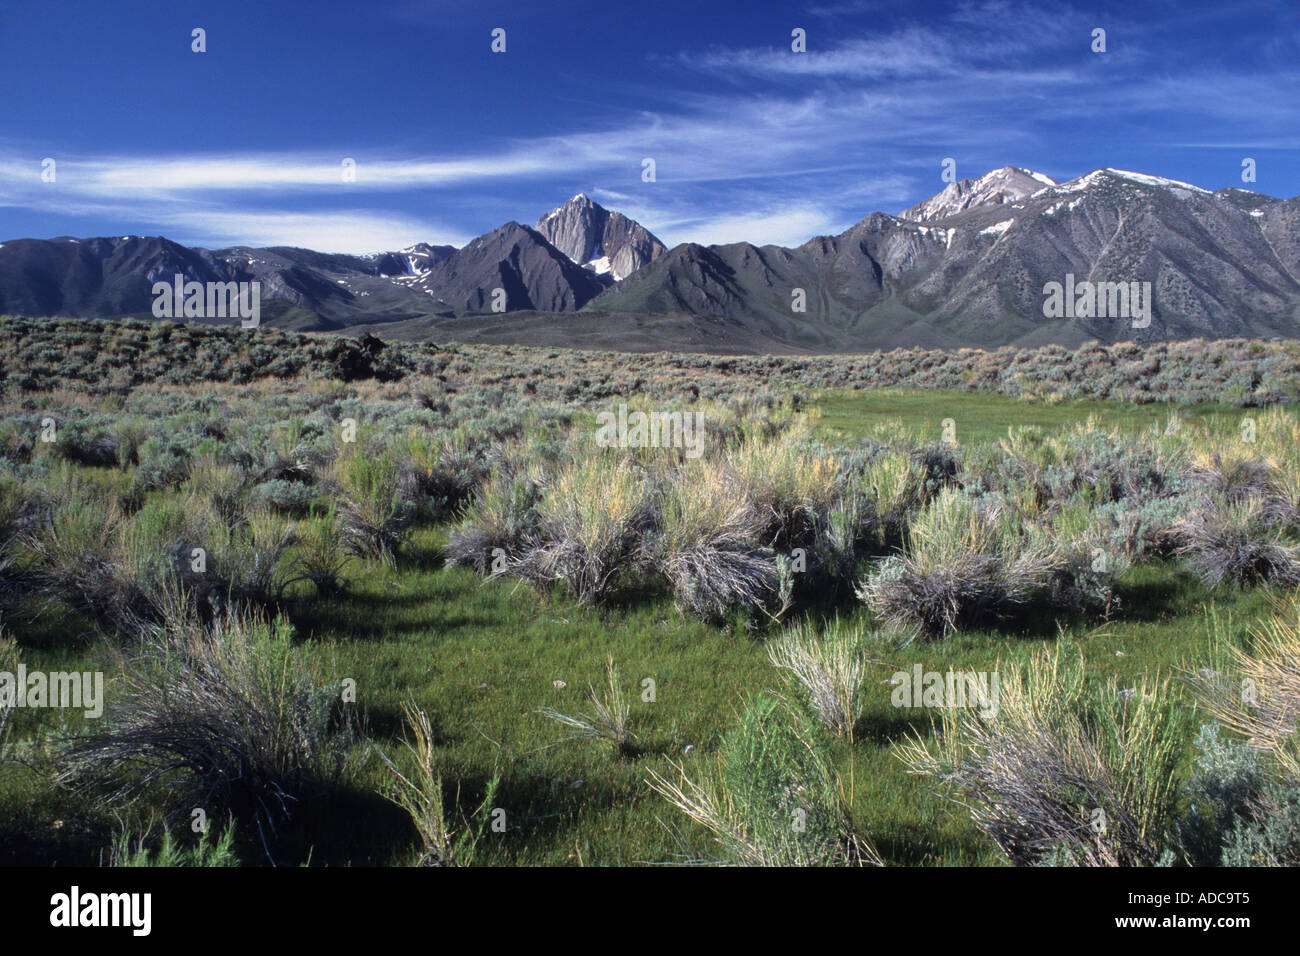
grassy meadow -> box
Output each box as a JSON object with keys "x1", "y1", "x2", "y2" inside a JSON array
[{"x1": 2, "y1": 317, "x2": 1300, "y2": 868}]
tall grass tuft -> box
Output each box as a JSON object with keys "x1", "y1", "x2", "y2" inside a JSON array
[
  {"x1": 539, "y1": 657, "x2": 634, "y2": 757},
  {"x1": 332, "y1": 448, "x2": 417, "y2": 565},
  {"x1": 296, "y1": 505, "x2": 350, "y2": 597},
  {"x1": 108, "y1": 823, "x2": 239, "y2": 867},
  {"x1": 1188, "y1": 597, "x2": 1300, "y2": 780},
  {"x1": 375, "y1": 699, "x2": 498, "y2": 866},
  {"x1": 648, "y1": 695, "x2": 878, "y2": 866},
  {"x1": 768, "y1": 618, "x2": 875, "y2": 737}
]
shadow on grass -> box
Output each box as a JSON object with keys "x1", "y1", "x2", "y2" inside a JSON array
[
  {"x1": 870, "y1": 821, "x2": 999, "y2": 867},
  {"x1": 852, "y1": 708, "x2": 939, "y2": 747},
  {"x1": 267, "y1": 782, "x2": 416, "y2": 867},
  {"x1": 446, "y1": 769, "x2": 627, "y2": 864},
  {"x1": 1111, "y1": 568, "x2": 1200, "y2": 623}
]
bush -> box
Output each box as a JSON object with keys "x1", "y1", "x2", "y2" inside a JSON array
[
  {"x1": 295, "y1": 506, "x2": 349, "y2": 597},
  {"x1": 1176, "y1": 497, "x2": 1300, "y2": 590},
  {"x1": 25, "y1": 492, "x2": 158, "y2": 636},
  {"x1": 1220, "y1": 780, "x2": 1300, "y2": 866},
  {"x1": 444, "y1": 470, "x2": 541, "y2": 574},
  {"x1": 648, "y1": 695, "x2": 876, "y2": 865},
  {"x1": 249, "y1": 479, "x2": 315, "y2": 516},
  {"x1": 857, "y1": 490, "x2": 1062, "y2": 638},
  {"x1": 899, "y1": 647, "x2": 1188, "y2": 866},
  {"x1": 185, "y1": 455, "x2": 249, "y2": 527},
  {"x1": 516, "y1": 455, "x2": 650, "y2": 604},
  {"x1": 1176, "y1": 723, "x2": 1265, "y2": 867},
  {"x1": 653, "y1": 460, "x2": 779, "y2": 621},
  {"x1": 332, "y1": 448, "x2": 417, "y2": 565},
  {"x1": 61, "y1": 598, "x2": 358, "y2": 839},
  {"x1": 0, "y1": 475, "x2": 37, "y2": 609}
]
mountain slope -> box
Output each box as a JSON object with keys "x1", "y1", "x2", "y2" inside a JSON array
[
  {"x1": 414, "y1": 222, "x2": 605, "y2": 312},
  {"x1": 0, "y1": 236, "x2": 228, "y2": 318}
]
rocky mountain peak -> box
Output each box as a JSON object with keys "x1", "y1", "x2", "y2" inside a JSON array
[
  {"x1": 900, "y1": 166, "x2": 1057, "y2": 222},
  {"x1": 534, "y1": 194, "x2": 667, "y2": 281}
]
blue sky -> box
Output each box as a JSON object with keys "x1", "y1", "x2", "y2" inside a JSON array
[{"x1": 2, "y1": 0, "x2": 1298, "y2": 253}]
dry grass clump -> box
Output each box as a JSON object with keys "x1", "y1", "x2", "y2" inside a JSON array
[
  {"x1": 857, "y1": 490, "x2": 1064, "y2": 638},
  {"x1": 653, "y1": 459, "x2": 780, "y2": 622},
  {"x1": 443, "y1": 469, "x2": 541, "y2": 574},
  {"x1": 899, "y1": 647, "x2": 1187, "y2": 866},
  {"x1": 24, "y1": 488, "x2": 156, "y2": 634},
  {"x1": 725, "y1": 425, "x2": 840, "y2": 551},
  {"x1": 1188, "y1": 448, "x2": 1279, "y2": 505}
]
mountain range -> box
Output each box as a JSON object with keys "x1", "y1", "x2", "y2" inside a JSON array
[{"x1": 2, "y1": 168, "x2": 1297, "y2": 352}]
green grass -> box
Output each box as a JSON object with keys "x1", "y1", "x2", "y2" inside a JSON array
[
  {"x1": 4, "y1": 522, "x2": 1269, "y2": 866},
  {"x1": 0, "y1": 386, "x2": 1290, "y2": 867},
  {"x1": 811, "y1": 387, "x2": 1267, "y2": 445}
]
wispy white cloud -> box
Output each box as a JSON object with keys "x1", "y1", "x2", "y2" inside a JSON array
[
  {"x1": 167, "y1": 209, "x2": 470, "y2": 254},
  {"x1": 2, "y1": 0, "x2": 1296, "y2": 252}
]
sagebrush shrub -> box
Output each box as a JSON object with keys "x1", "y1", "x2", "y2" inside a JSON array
[
  {"x1": 653, "y1": 460, "x2": 778, "y2": 621},
  {"x1": 62, "y1": 598, "x2": 357, "y2": 837},
  {"x1": 331, "y1": 448, "x2": 417, "y2": 565},
  {"x1": 444, "y1": 470, "x2": 541, "y2": 574},
  {"x1": 648, "y1": 695, "x2": 877, "y2": 866},
  {"x1": 899, "y1": 647, "x2": 1188, "y2": 866},
  {"x1": 1176, "y1": 497, "x2": 1300, "y2": 590},
  {"x1": 516, "y1": 455, "x2": 650, "y2": 604}
]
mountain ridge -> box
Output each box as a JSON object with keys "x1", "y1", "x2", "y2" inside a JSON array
[{"x1": 2, "y1": 168, "x2": 1297, "y2": 351}]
